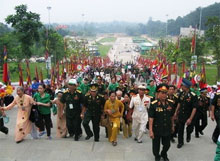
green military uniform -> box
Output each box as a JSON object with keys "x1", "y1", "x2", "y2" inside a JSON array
[
  {"x1": 212, "y1": 92, "x2": 220, "y2": 143},
  {"x1": 149, "y1": 99, "x2": 174, "y2": 161},
  {"x1": 195, "y1": 92, "x2": 210, "y2": 137},
  {"x1": 60, "y1": 89, "x2": 83, "y2": 140},
  {"x1": 167, "y1": 94, "x2": 179, "y2": 141},
  {"x1": 82, "y1": 85, "x2": 105, "y2": 141},
  {"x1": 177, "y1": 90, "x2": 198, "y2": 146}
]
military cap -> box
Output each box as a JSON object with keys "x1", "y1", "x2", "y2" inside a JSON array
[
  {"x1": 68, "y1": 79, "x2": 77, "y2": 85},
  {"x1": 90, "y1": 84, "x2": 98, "y2": 92},
  {"x1": 200, "y1": 88, "x2": 207, "y2": 93},
  {"x1": 156, "y1": 83, "x2": 169, "y2": 92},
  {"x1": 182, "y1": 78, "x2": 192, "y2": 88}
]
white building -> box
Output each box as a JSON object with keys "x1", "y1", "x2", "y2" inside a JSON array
[{"x1": 180, "y1": 26, "x2": 204, "y2": 37}]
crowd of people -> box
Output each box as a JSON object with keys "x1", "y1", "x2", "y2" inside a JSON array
[{"x1": 0, "y1": 62, "x2": 220, "y2": 161}]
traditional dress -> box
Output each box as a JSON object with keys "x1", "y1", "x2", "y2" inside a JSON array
[
  {"x1": 104, "y1": 99, "x2": 124, "y2": 143},
  {"x1": 55, "y1": 98, "x2": 67, "y2": 138},
  {"x1": 4, "y1": 94, "x2": 34, "y2": 142}
]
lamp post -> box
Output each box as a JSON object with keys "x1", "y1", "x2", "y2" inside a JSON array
[
  {"x1": 166, "y1": 14, "x2": 169, "y2": 38},
  {"x1": 46, "y1": 6, "x2": 52, "y2": 79},
  {"x1": 47, "y1": 6, "x2": 52, "y2": 30}
]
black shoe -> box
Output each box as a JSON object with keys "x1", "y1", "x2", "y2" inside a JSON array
[
  {"x1": 134, "y1": 138, "x2": 138, "y2": 141},
  {"x1": 162, "y1": 157, "x2": 169, "y2": 161},
  {"x1": 186, "y1": 135, "x2": 191, "y2": 143},
  {"x1": 4, "y1": 128, "x2": 9, "y2": 135},
  {"x1": 79, "y1": 134, "x2": 82, "y2": 138},
  {"x1": 177, "y1": 143, "x2": 183, "y2": 149},
  {"x1": 16, "y1": 140, "x2": 24, "y2": 144},
  {"x1": 94, "y1": 139, "x2": 99, "y2": 142},
  {"x1": 199, "y1": 131, "x2": 204, "y2": 135},
  {"x1": 85, "y1": 135, "x2": 93, "y2": 140},
  {"x1": 155, "y1": 156, "x2": 161, "y2": 161},
  {"x1": 74, "y1": 137, "x2": 79, "y2": 141},
  {"x1": 112, "y1": 141, "x2": 117, "y2": 146},
  {"x1": 195, "y1": 134, "x2": 199, "y2": 138},
  {"x1": 171, "y1": 138, "x2": 175, "y2": 143}
]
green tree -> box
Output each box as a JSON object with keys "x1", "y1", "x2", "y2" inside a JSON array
[
  {"x1": 205, "y1": 16, "x2": 220, "y2": 80},
  {"x1": 5, "y1": 4, "x2": 42, "y2": 58},
  {"x1": 42, "y1": 29, "x2": 65, "y2": 64}
]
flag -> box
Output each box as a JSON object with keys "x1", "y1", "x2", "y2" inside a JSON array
[
  {"x1": 191, "y1": 28, "x2": 196, "y2": 53},
  {"x1": 51, "y1": 67, "x2": 55, "y2": 87},
  {"x1": 35, "y1": 67, "x2": 39, "y2": 82},
  {"x1": 182, "y1": 62, "x2": 185, "y2": 76},
  {"x1": 40, "y1": 69, "x2": 43, "y2": 84},
  {"x1": 2, "y1": 46, "x2": 8, "y2": 84},
  {"x1": 56, "y1": 61, "x2": 60, "y2": 85},
  {"x1": 18, "y1": 63, "x2": 24, "y2": 86},
  {"x1": 26, "y1": 60, "x2": 32, "y2": 85}
]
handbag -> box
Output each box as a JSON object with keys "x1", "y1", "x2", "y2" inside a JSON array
[
  {"x1": 29, "y1": 104, "x2": 39, "y2": 123},
  {"x1": 0, "y1": 116, "x2": 9, "y2": 124},
  {"x1": 100, "y1": 115, "x2": 110, "y2": 127}
]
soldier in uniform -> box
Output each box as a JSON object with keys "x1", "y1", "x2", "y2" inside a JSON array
[
  {"x1": 96, "y1": 76, "x2": 106, "y2": 95},
  {"x1": 167, "y1": 85, "x2": 179, "y2": 143},
  {"x1": 129, "y1": 84, "x2": 151, "y2": 143},
  {"x1": 81, "y1": 84, "x2": 105, "y2": 142},
  {"x1": 211, "y1": 90, "x2": 220, "y2": 143},
  {"x1": 60, "y1": 79, "x2": 84, "y2": 141},
  {"x1": 174, "y1": 78, "x2": 198, "y2": 148},
  {"x1": 149, "y1": 84, "x2": 175, "y2": 161},
  {"x1": 195, "y1": 88, "x2": 210, "y2": 138}
]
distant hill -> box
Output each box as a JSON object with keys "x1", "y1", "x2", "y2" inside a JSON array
[
  {"x1": 0, "y1": 22, "x2": 11, "y2": 36},
  {"x1": 166, "y1": 2, "x2": 220, "y2": 35}
]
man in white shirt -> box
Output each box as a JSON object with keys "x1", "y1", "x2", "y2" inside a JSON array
[{"x1": 130, "y1": 84, "x2": 151, "y2": 143}]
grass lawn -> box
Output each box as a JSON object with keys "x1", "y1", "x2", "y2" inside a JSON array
[
  {"x1": 204, "y1": 64, "x2": 218, "y2": 85},
  {"x1": 98, "y1": 37, "x2": 116, "y2": 43},
  {"x1": 4, "y1": 62, "x2": 50, "y2": 82},
  {"x1": 98, "y1": 45, "x2": 112, "y2": 57}
]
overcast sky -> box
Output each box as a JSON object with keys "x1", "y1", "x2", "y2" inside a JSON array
[{"x1": 1, "y1": 0, "x2": 220, "y2": 24}]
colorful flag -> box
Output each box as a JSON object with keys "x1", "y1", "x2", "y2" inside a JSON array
[
  {"x1": 18, "y1": 63, "x2": 24, "y2": 86},
  {"x1": 40, "y1": 69, "x2": 43, "y2": 84},
  {"x1": 56, "y1": 61, "x2": 60, "y2": 85},
  {"x1": 2, "y1": 46, "x2": 8, "y2": 84},
  {"x1": 26, "y1": 60, "x2": 32, "y2": 85},
  {"x1": 35, "y1": 66, "x2": 39, "y2": 83}
]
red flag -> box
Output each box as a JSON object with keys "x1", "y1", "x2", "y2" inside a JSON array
[
  {"x1": 182, "y1": 62, "x2": 185, "y2": 76},
  {"x1": 2, "y1": 46, "x2": 8, "y2": 84},
  {"x1": 40, "y1": 69, "x2": 43, "y2": 84},
  {"x1": 56, "y1": 61, "x2": 60, "y2": 85},
  {"x1": 18, "y1": 64, "x2": 24, "y2": 87},
  {"x1": 177, "y1": 77, "x2": 183, "y2": 89},
  {"x1": 26, "y1": 60, "x2": 32, "y2": 85},
  {"x1": 35, "y1": 67, "x2": 39, "y2": 82}
]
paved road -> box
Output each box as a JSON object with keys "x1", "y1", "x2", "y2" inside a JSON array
[
  {"x1": 108, "y1": 37, "x2": 140, "y2": 64},
  {"x1": 0, "y1": 106, "x2": 217, "y2": 161}
]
